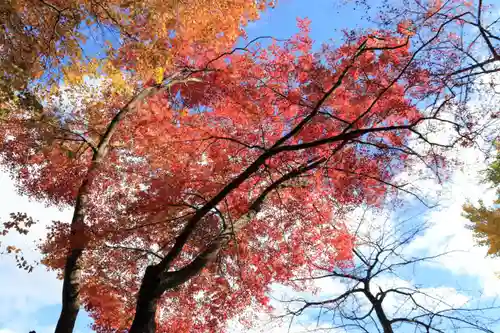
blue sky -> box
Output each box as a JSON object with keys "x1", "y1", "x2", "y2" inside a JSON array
[
  {"x1": 1, "y1": 1, "x2": 500, "y2": 332},
  {"x1": 243, "y1": 0, "x2": 369, "y2": 42}
]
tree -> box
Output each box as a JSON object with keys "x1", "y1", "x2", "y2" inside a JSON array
[
  {"x1": 0, "y1": 0, "x2": 272, "y2": 116},
  {"x1": 354, "y1": 0, "x2": 500, "y2": 88},
  {"x1": 275, "y1": 209, "x2": 500, "y2": 333},
  {"x1": 1, "y1": 1, "x2": 499, "y2": 333},
  {"x1": 4, "y1": 24, "x2": 430, "y2": 332},
  {"x1": 463, "y1": 143, "x2": 500, "y2": 257},
  {"x1": 1, "y1": 1, "x2": 272, "y2": 332},
  {"x1": 357, "y1": 0, "x2": 500, "y2": 261}
]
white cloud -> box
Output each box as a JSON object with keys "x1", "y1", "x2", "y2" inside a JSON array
[
  {"x1": 372, "y1": 275, "x2": 470, "y2": 317},
  {"x1": 226, "y1": 278, "x2": 351, "y2": 333},
  {"x1": 229, "y1": 311, "x2": 340, "y2": 333},
  {"x1": 0, "y1": 172, "x2": 72, "y2": 332},
  {"x1": 403, "y1": 142, "x2": 500, "y2": 298},
  {"x1": 0, "y1": 329, "x2": 16, "y2": 333}
]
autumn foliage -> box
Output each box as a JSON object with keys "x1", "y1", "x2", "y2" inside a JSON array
[
  {"x1": 464, "y1": 144, "x2": 500, "y2": 257},
  {"x1": 1, "y1": 0, "x2": 499, "y2": 332},
  {"x1": 0, "y1": 0, "x2": 272, "y2": 114},
  {"x1": 2, "y1": 19, "x2": 436, "y2": 331}
]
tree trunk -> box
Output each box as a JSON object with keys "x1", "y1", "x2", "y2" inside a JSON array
[
  {"x1": 373, "y1": 303, "x2": 394, "y2": 333},
  {"x1": 129, "y1": 266, "x2": 162, "y2": 333},
  {"x1": 54, "y1": 190, "x2": 88, "y2": 333},
  {"x1": 53, "y1": 84, "x2": 171, "y2": 333},
  {"x1": 54, "y1": 248, "x2": 82, "y2": 333},
  {"x1": 365, "y1": 289, "x2": 393, "y2": 333}
]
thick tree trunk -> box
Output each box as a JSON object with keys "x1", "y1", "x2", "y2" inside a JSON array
[
  {"x1": 53, "y1": 82, "x2": 180, "y2": 333},
  {"x1": 54, "y1": 249, "x2": 83, "y2": 333},
  {"x1": 129, "y1": 266, "x2": 162, "y2": 333},
  {"x1": 54, "y1": 189, "x2": 88, "y2": 333},
  {"x1": 373, "y1": 303, "x2": 394, "y2": 333},
  {"x1": 128, "y1": 242, "x2": 223, "y2": 333},
  {"x1": 365, "y1": 288, "x2": 393, "y2": 333}
]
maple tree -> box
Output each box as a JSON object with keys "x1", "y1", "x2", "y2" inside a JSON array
[
  {"x1": 2, "y1": 0, "x2": 272, "y2": 332},
  {"x1": 1, "y1": 1, "x2": 499, "y2": 333},
  {"x1": 2, "y1": 26, "x2": 429, "y2": 332}
]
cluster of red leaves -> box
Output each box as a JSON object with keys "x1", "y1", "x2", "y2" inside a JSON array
[{"x1": 0, "y1": 19, "x2": 435, "y2": 332}]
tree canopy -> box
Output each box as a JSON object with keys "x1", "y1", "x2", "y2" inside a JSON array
[
  {"x1": 1, "y1": 0, "x2": 500, "y2": 332},
  {"x1": 0, "y1": 0, "x2": 272, "y2": 115}
]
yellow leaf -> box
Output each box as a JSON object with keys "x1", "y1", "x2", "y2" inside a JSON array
[{"x1": 153, "y1": 67, "x2": 165, "y2": 84}]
